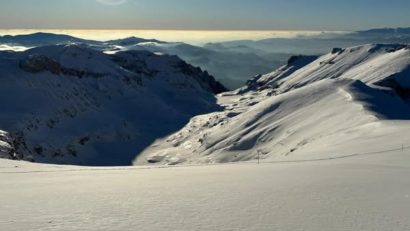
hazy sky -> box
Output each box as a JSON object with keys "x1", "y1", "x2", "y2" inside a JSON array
[{"x1": 0, "y1": 0, "x2": 409, "y2": 30}]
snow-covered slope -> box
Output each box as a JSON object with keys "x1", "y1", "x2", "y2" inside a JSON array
[
  {"x1": 2, "y1": 147, "x2": 410, "y2": 231},
  {"x1": 0, "y1": 44, "x2": 226, "y2": 166},
  {"x1": 136, "y1": 44, "x2": 410, "y2": 165},
  {"x1": 261, "y1": 44, "x2": 410, "y2": 94}
]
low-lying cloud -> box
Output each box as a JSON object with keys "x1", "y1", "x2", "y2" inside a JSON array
[{"x1": 0, "y1": 44, "x2": 31, "y2": 52}]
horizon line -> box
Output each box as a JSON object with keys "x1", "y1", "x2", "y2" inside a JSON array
[
  {"x1": 0, "y1": 28, "x2": 353, "y2": 32},
  {"x1": 0, "y1": 26, "x2": 408, "y2": 32}
]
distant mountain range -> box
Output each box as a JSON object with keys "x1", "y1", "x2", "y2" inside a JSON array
[
  {"x1": 2, "y1": 28, "x2": 410, "y2": 89},
  {"x1": 0, "y1": 32, "x2": 288, "y2": 89},
  {"x1": 207, "y1": 27, "x2": 410, "y2": 54},
  {"x1": 357, "y1": 27, "x2": 410, "y2": 35}
]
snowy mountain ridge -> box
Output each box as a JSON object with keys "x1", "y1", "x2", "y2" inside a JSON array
[
  {"x1": 0, "y1": 44, "x2": 226, "y2": 166},
  {"x1": 0, "y1": 32, "x2": 292, "y2": 89},
  {"x1": 135, "y1": 43, "x2": 410, "y2": 165},
  {"x1": 1, "y1": 42, "x2": 409, "y2": 166}
]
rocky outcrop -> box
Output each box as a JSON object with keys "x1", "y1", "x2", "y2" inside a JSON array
[
  {"x1": 19, "y1": 54, "x2": 104, "y2": 78},
  {"x1": 0, "y1": 130, "x2": 17, "y2": 160},
  {"x1": 112, "y1": 50, "x2": 227, "y2": 94},
  {"x1": 172, "y1": 60, "x2": 227, "y2": 94},
  {"x1": 241, "y1": 55, "x2": 318, "y2": 93}
]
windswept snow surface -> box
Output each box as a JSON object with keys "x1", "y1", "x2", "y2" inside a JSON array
[
  {"x1": 1, "y1": 149, "x2": 410, "y2": 231},
  {"x1": 136, "y1": 44, "x2": 410, "y2": 165}
]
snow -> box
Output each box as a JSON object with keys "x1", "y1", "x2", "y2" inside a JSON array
[
  {"x1": 0, "y1": 44, "x2": 224, "y2": 166},
  {"x1": 265, "y1": 44, "x2": 410, "y2": 93},
  {"x1": 136, "y1": 44, "x2": 410, "y2": 165},
  {"x1": 1, "y1": 149, "x2": 410, "y2": 231},
  {"x1": 1, "y1": 36, "x2": 410, "y2": 230}
]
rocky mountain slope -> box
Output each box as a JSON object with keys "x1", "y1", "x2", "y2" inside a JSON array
[{"x1": 0, "y1": 44, "x2": 225, "y2": 166}]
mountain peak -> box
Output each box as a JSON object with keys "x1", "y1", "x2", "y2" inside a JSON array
[
  {"x1": 105, "y1": 37, "x2": 165, "y2": 46},
  {"x1": 0, "y1": 32, "x2": 90, "y2": 46}
]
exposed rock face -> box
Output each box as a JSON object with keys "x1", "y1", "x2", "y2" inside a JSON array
[
  {"x1": 112, "y1": 50, "x2": 227, "y2": 94},
  {"x1": 240, "y1": 55, "x2": 319, "y2": 93},
  {"x1": 0, "y1": 130, "x2": 17, "y2": 160},
  {"x1": 19, "y1": 54, "x2": 62, "y2": 74},
  {"x1": 19, "y1": 54, "x2": 104, "y2": 78},
  {"x1": 172, "y1": 60, "x2": 228, "y2": 94}
]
